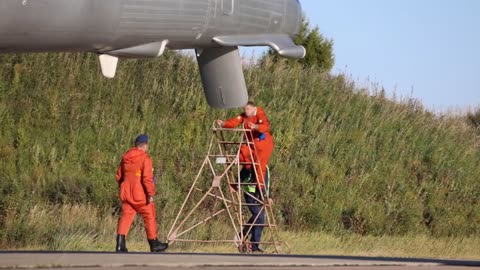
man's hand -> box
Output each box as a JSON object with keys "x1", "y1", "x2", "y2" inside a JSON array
[
  {"x1": 229, "y1": 185, "x2": 237, "y2": 193},
  {"x1": 268, "y1": 198, "x2": 274, "y2": 206},
  {"x1": 147, "y1": 195, "x2": 154, "y2": 204},
  {"x1": 247, "y1": 122, "x2": 258, "y2": 130},
  {"x1": 216, "y1": 120, "x2": 225, "y2": 127}
]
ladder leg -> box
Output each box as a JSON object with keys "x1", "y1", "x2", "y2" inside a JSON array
[{"x1": 168, "y1": 157, "x2": 209, "y2": 241}]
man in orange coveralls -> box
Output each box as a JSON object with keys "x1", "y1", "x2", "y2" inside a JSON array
[
  {"x1": 217, "y1": 102, "x2": 274, "y2": 253},
  {"x1": 217, "y1": 102, "x2": 274, "y2": 191},
  {"x1": 115, "y1": 134, "x2": 168, "y2": 253}
]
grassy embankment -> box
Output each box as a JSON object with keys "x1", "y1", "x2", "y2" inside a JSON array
[{"x1": 0, "y1": 53, "x2": 479, "y2": 258}]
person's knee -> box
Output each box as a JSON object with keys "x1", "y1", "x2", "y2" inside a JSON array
[
  {"x1": 257, "y1": 215, "x2": 265, "y2": 224},
  {"x1": 140, "y1": 211, "x2": 155, "y2": 224},
  {"x1": 251, "y1": 208, "x2": 265, "y2": 223}
]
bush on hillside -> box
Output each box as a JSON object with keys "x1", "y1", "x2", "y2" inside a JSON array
[
  {"x1": 263, "y1": 17, "x2": 335, "y2": 71},
  {"x1": 467, "y1": 108, "x2": 480, "y2": 129}
]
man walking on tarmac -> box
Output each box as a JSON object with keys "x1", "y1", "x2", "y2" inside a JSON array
[
  {"x1": 115, "y1": 134, "x2": 168, "y2": 253},
  {"x1": 217, "y1": 102, "x2": 275, "y2": 253}
]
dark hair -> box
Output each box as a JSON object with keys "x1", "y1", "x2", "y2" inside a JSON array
[
  {"x1": 135, "y1": 142, "x2": 147, "y2": 147},
  {"x1": 246, "y1": 101, "x2": 256, "y2": 107}
]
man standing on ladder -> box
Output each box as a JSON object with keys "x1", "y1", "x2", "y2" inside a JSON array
[
  {"x1": 115, "y1": 134, "x2": 169, "y2": 253},
  {"x1": 217, "y1": 102, "x2": 275, "y2": 253}
]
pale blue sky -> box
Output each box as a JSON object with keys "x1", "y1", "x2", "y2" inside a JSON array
[
  {"x1": 239, "y1": 0, "x2": 480, "y2": 110},
  {"x1": 300, "y1": 0, "x2": 480, "y2": 111}
]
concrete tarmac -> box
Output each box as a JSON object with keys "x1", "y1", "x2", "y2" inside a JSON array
[
  {"x1": 38, "y1": 267, "x2": 478, "y2": 270},
  {"x1": 0, "y1": 252, "x2": 479, "y2": 269}
]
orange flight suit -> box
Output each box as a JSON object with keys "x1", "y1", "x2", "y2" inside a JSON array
[
  {"x1": 223, "y1": 107, "x2": 274, "y2": 189},
  {"x1": 116, "y1": 148, "x2": 157, "y2": 240}
]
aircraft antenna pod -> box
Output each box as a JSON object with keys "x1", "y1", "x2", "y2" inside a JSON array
[{"x1": 98, "y1": 54, "x2": 119, "y2": 79}]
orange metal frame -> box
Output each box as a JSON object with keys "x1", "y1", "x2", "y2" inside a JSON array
[{"x1": 167, "y1": 124, "x2": 287, "y2": 253}]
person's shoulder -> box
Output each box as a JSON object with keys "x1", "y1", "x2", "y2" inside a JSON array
[
  {"x1": 121, "y1": 148, "x2": 133, "y2": 158},
  {"x1": 256, "y1": 107, "x2": 267, "y2": 116},
  {"x1": 144, "y1": 152, "x2": 153, "y2": 162}
]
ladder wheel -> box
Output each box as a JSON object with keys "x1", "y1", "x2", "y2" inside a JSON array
[{"x1": 238, "y1": 243, "x2": 252, "y2": 254}]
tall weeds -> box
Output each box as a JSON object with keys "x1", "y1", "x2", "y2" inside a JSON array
[{"x1": 0, "y1": 52, "x2": 479, "y2": 249}]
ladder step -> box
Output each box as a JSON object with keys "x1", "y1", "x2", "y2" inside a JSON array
[
  {"x1": 242, "y1": 162, "x2": 259, "y2": 165},
  {"x1": 242, "y1": 224, "x2": 277, "y2": 227},
  {"x1": 219, "y1": 161, "x2": 259, "y2": 165},
  {"x1": 230, "y1": 183, "x2": 260, "y2": 186},
  {"x1": 242, "y1": 203, "x2": 273, "y2": 207},
  {"x1": 218, "y1": 141, "x2": 254, "y2": 145},
  {"x1": 233, "y1": 162, "x2": 259, "y2": 165},
  {"x1": 209, "y1": 154, "x2": 237, "y2": 157}
]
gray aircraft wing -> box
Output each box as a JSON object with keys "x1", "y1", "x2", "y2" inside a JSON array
[{"x1": 213, "y1": 34, "x2": 306, "y2": 59}]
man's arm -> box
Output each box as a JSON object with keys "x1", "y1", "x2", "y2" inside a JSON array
[
  {"x1": 255, "y1": 110, "x2": 271, "y2": 133},
  {"x1": 116, "y1": 162, "x2": 123, "y2": 184},
  {"x1": 142, "y1": 156, "x2": 156, "y2": 197},
  {"x1": 222, "y1": 115, "x2": 244, "y2": 128}
]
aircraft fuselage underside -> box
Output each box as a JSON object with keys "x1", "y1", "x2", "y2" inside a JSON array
[{"x1": 0, "y1": 0, "x2": 306, "y2": 108}]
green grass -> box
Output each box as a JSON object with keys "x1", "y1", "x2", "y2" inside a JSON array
[
  {"x1": 0, "y1": 52, "x2": 479, "y2": 257},
  {"x1": 192, "y1": 232, "x2": 480, "y2": 259},
  {"x1": 8, "y1": 203, "x2": 480, "y2": 259}
]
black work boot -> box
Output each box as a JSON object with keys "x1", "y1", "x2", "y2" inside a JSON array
[
  {"x1": 148, "y1": 239, "x2": 169, "y2": 253},
  {"x1": 252, "y1": 247, "x2": 265, "y2": 254},
  {"x1": 115, "y1": 234, "x2": 128, "y2": 253}
]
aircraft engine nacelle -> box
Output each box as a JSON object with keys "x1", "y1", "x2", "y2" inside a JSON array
[{"x1": 196, "y1": 47, "x2": 248, "y2": 108}]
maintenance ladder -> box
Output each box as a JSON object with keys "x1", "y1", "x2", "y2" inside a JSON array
[{"x1": 168, "y1": 124, "x2": 287, "y2": 253}]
